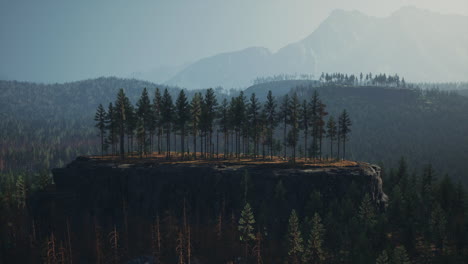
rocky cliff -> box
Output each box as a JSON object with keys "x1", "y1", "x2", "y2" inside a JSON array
[
  {"x1": 48, "y1": 157, "x2": 387, "y2": 217},
  {"x1": 29, "y1": 157, "x2": 388, "y2": 262}
]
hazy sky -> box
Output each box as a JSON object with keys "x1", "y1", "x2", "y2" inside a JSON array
[{"x1": 0, "y1": 0, "x2": 467, "y2": 83}]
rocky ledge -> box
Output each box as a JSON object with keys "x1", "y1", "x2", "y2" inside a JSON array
[{"x1": 47, "y1": 157, "x2": 388, "y2": 218}]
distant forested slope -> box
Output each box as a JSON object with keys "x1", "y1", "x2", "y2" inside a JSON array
[
  {"x1": 1, "y1": 77, "x2": 468, "y2": 184},
  {"x1": 288, "y1": 85, "x2": 468, "y2": 180}
]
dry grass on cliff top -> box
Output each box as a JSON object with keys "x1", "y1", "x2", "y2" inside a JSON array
[{"x1": 90, "y1": 152, "x2": 358, "y2": 168}]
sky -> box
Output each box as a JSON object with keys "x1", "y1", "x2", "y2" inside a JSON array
[{"x1": 0, "y1": 0, "x2": 467, "y2": 83}]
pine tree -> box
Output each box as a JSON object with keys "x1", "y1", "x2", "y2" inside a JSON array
[
  {"x1": 105, "y1": 103, "x2": 118, "y2": 155},
  {"x1": 238, "y1": 202, "x2": 256, "y2": 259},
  {"x1": 303, "y1": 213, "x2": 326, "y2": 264},
  {"x1": 124, "y1": 103, "x2": 137, "y2": 154},
  {"x1": 94, "y1": 104, "x2": 107, "y2": 156},
  {"x1": 287, "y1": 209, "x2": 304, "y2": 264},
  {"x1": 232, "y1": 92, "x2": 247, "y2": 158},
  {"x1": 218, "y1": 98, "x2": 230, "y2": 158},
  {"x1": 280, "y1": 94, "x2": 290, "y2": 159},
  {"x1": 288, "y1": 93, "x2": 300, "y2": 163},
  {"x1": 309, "y1": 91, "x2": 319, "y2": 160},
  {"x1": 300, "y1": 100, "x2": 310, "y2": 161},
  {"x1": 375, "y1": 250, "x2": 389, "y2": 264},
  {"x1": 338, "y1": 109, "x2": 351, "y2": 160},
  {"x1": 203, "y1": 88, "x2": 218, "y2": 158},
  {"x1": 248, "y1": 93, "x2": 260, "y2": 158},
  {"x1": 153, "y1": 88, "x2": 163, "y2": 154},
  {"x1": 115, "y1": 88, "x2": 130, "y2": 159},
  {"x1": 136, "y1": 118, "x2": 145, "y2": 158},
  {"x1": 136, "y1": 88, "x2": 152, "y2": 156},
  {"x1": 430, "y1": 203, "x2": 447, "y2": 251},
  {"x1": 326, "y1": 116, "x2": 337, "y2": 160},
  {"x1": 392, "y1": 246, "x2": 411, "y2": 264},
  {"x1": 316, "y1": 100, "x2": 328, "y2": 159},
  {"x1": 263, "y1": 90, "x2": 277, "y2": 160},
  {"x1": 190, "y1": 93, "x2": 202, "y2": 158},
  {"x1": 161, "y1": 89, "x2": 174, "y2": 159},
  {"x1": 175, "y1": 90, "x2": 190, "y2": 159},
  {"x1": 264, "y1": 90, "x2": 277, "y2": 160},
  {"x1": 16, "y1": 174, "x2": 26, "y2": 209}
]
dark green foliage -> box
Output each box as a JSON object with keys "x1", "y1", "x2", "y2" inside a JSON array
[
  {"x1": 338, "y1": 109, "x2": 351, "y2": 160},
  {"x1": 279, "y1": 94, "x2": 290, "y2": 159},
  {"x1": 94, "y1": 104, "x2": 107, "y2": 156},
  {"x1": 136, "y1": 88, "x2": 152, "y2": 156},
  {"x1": 175, "y1": 90, "x2": 190, "y2": 158},
  {"x1": 287, "y1": 93, "x2": 300, "y2": 163},
  {"x1": 264, "y1": 90, "x2": 277, "y2": 159},
  {"x1": 376, "y1": 250, "x2": 389, "y2": 264},
  {"x1": 303, "y1": 213, "x2": 326, "y2": 264},
  {"x1": 161, "y1": 89, "x2": 174, "y2": 158},
  {"x1": 248, "y1": 93, "x2": 260, "y2": 157},
  {"x1": 326, "y1": 116, "x2": 337, "y2": 159},
  {"x1": 287, "y1": 209, "x2": 303, "y2": 264},
  {"x1": 238, "y1": 202, "x2": 256, "y2": 258}
]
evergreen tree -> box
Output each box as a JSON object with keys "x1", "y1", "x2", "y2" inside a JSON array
[
  {"x1": 175, "y1": 90, "x2": 190, "y2": 159},
  {"x1": 430, "y1": 203, "x2": 447, "y2": 251},
  {"x1": 338, "y1": 109, "x2": 352, "y2": 160},
  {"x1": 264, "y1": 90, "x2": 277, "y2": 160},
  {"x1": 288, "y1": 93, "x2": 300, "y2": 163},
  {"x1": 115, "y1": 88, "x2": 130, "y2": 159},
  {"x1": 161, "y1": 89, "x2": 174, "y2": 159},
  {"x1": 248, "y1": 93, "x2": 260, "y2": 158},
  {"x1": 392, "y1": 246, "x2": 411, "y2": 264},
  {"x1": 316, "y1": 100, "x2": 328, "y2": 159},
  {"x1": 303, "y1": 213, "x2": 326, "y2": 264},
  {"x1": 287, "y1": 209, "x2": 304, "y2": 264},
  {"x1": 232, "y1": 92, "x2": 247, "y2": 158},
  {"x1": 105, "y1": 103, "x2": 118, "y2": 155},
  {"x1": 238, "y1": 202, "x2": 256, "y2": 259},
  {"x1": 124, "y1": 103, "x2": 137, "y2": 154},
  {"x1": 325, "y1": 116, "x2": 337, "y2": 160},
  {"x1": 190, "y1": 93, "x2": 202, "y2": 158},
  {"x1": 153, "y1": 88, "x2": 163, "y2": 154},
  {"x1": 375, "y1": 250, "x2": 389, "y2": 264},
  {"x1": 136, "y1": 88, "x2": 152, "y2": 156},
  {"x1": 280, "y1": 94, "x2": 290, "y2": 159},
  {"x1": 94, "y1": 104, "x2": 107, "y2": 156},
  {"x1": 15, "y1": 174, "x2": 26, "y2": 209},
  {"x1": 300, "y1": 100, "x2": 310, "y2": 160},
  {"x1": 309, "y1": 91, "x2": 319, "y2": 159},
  {"x1": 203, "y1": 88, "x2": 218, "y2": 158},
  {"x1": 218, "y1": 98, "x2": 230, "y2": 158}
]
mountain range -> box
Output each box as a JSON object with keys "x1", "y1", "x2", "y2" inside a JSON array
[{"x1": 158, "y1": 6, "x2": 468, "y2": 89}]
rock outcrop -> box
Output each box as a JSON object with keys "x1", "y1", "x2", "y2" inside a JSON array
[
  {"x1": 47, "y1": 157, "x2": 387, "y2": 218},
  {"x1": 28, "y1": 157, "x2": 388, "y2": 263}
]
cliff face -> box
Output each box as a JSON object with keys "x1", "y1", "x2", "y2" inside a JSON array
[
  {"x1": 49, "y1": 157, "x2": 387, "y2": 217},
  {"x1": 29, "y1": 157, "x2": 388, "y2": 262}
]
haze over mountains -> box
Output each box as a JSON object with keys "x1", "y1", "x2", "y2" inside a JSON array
[{"x1": 163, "y1": 6, "x2": 468, "y2": 89}]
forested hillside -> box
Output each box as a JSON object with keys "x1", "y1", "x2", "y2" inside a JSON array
[{"x1": 1, "y1": 77, "x2": 468, "y2": 184}]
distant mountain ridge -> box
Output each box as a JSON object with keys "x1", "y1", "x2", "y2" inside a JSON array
[{"x1": 165, "y1": 6, "x2": 468, "y2": 89}]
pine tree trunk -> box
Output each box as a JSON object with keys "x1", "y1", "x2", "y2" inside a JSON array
[
  {"x1": 343, "y1": 137, "x2": 346, "y2": 160},
  {"x1": 304, "y1": 129, "x2": 308, "y2": 161},
  {"x1": 166, "y1": 125, "x2": 171, "y2": 159},
  {"x1": 216, "y1": 130, "x2": 219, "y2": 159},
  {"x1": 193, "y1": 131, "x2": 197, "y2": 159},
  {"x1": 283, "y1": 121, "x2": 287, "y2": 159},
  {"x1": 181, "y1": 127, "x2": 185, "y2": 160}
]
